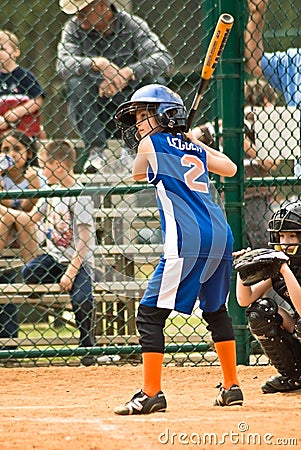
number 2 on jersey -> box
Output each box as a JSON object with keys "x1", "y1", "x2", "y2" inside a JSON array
[{"x1": 181, "y1": 154, "x2": 209, "y2": 193}]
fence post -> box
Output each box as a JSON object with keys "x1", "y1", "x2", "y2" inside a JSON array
[{"x1": 218, "y1": 0, "x2": 249, "y2": 364}]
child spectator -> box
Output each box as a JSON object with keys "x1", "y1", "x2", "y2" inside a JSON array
[
  {"x1": 0, "y1": 29, "x2": 45, "y2": 138},
  {"x1": 0, "y1": 130, "x2": 46, "y2": 354},
  {"x1": 0, "y1": 140, "x2": 96, "y2": 365}
]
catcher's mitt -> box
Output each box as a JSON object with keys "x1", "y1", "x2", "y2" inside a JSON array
[{"x1": 233, "y1": 248, "x2": 289, "y2": 286}]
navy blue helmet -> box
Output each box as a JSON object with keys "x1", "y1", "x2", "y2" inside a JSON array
[{"x1": 115, "y1": 84, "x2": 187, "y2": 149}]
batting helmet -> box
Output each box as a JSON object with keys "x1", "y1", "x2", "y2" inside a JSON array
[{"x1": 115, "y1": 84, "x2": 187, "y2": 149}]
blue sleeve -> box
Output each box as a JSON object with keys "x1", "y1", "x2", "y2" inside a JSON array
[{"x1": 262, "y1": 49, "x2": 301, "y2": 106}]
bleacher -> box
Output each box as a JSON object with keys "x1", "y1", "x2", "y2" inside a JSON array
[{"x1": 0, "y1": 147, "x2": 163, "y2": 352}]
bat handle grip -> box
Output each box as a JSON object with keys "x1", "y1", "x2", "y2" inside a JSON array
[
  {"x1": 186, "y1": 109, "x2": 196, "y2": 132},
  {"x1": 186, "y1": 78, "x2": 210, "y2": 132}
]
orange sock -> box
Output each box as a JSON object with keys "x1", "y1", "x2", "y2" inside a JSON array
[
  {"x1": 142, "y1": 352, "x2": 164, "y2": 397},
  {"x1": 214, "y1": 340, "x2": 239, "y2": 390}
]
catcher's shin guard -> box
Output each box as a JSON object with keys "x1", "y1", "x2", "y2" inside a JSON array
[
  {"x1": 246, "y1": 298, "x2": 301, "y2": 380},
  {"x1": 295, "y1": 317, "x2": 301, "y2": 341},
  {"x1": 246, "y1": 297, "x2": 282, "y2": 337}
]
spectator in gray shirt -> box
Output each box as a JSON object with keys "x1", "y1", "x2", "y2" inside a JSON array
[{"x1": 57, "y1": 0, "x2": 174, "y2": 173}]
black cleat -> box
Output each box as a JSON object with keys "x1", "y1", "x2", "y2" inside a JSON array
[
  {"x1": 261, "y1": 375, "x2": 301, "y2": 394},
  {"x1": 214, "y1": 384, "x2": 243, "y2": 406},
  {"x1": 114, "y1": 389, "x2": 167, "y2": 415}
]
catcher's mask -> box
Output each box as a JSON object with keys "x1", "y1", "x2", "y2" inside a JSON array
[
  {"x1": 114, "y1": 84, "x2": 187, "y2": 150},
  {"x1": 268, "y1": 201, "x2": 301, "y2": 256}
]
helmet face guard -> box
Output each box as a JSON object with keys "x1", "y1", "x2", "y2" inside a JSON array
[
  {"x1": 268, "y1": 201, "x2": 301, "y2": 255},
  {"x1": 114, "y1": 84, "x2": 187, "y2": 150},
  {"x1": 115, "y1": 103, "x2": 161, "y2": 150}
]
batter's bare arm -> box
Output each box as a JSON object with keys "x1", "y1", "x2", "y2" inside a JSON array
[
  {"x1": 132, "y1": 138, "x2": 157, "y2": 181},
  {"x1": 187, "y1": 132, "x2": 237, "y2": 177}
]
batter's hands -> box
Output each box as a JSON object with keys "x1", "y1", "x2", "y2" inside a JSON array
[{"x1": 184, "y1": 130, "x2": 200, "y2": 145}]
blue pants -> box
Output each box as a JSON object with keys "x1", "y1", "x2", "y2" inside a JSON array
[
  {"x1": 141, "y1": 256, "x2": 232, "y2": 315},
  {"x1": 22, "y1": 254, "x2": 94, "y2": 347},
  {"x1": 0, "y1": 269, "x2": 18, "y2": 349}
]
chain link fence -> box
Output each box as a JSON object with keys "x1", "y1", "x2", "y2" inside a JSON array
[{"x1": 0, "y1": 0, "x2": 299, "y2": 367}]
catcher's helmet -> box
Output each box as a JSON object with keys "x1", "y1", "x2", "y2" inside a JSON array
[
  {"x1": 268, "y1": 201, "x2": 301, "y2": 253},
  {"x1": 114, "y1": 84, "x2": 187, "y2": 149}
]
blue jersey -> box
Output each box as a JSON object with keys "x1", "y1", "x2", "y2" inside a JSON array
[{"x1": 147, "y1": 132, "x2": 233, "y2": 260}]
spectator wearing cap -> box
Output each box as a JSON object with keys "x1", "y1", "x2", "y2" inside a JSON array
[{"x1": 57, "y1": 0, "x2": 174, "y2": 173}]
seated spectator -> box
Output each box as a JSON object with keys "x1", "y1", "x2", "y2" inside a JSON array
[
  {"x1": 57, "y1": 0, "x2": 174, "y2": 173},
  {"x1": 0, "y1": 130, "x2": 46, "y2": 354},
  {"x1": 0, "y1": 140, "x2": 96, "y2": 365},
  {"x1": 244, "y1": 78, "x2": 278, "y2": 111},
  {"x1": 245, "y1": 0, "x2": 301, "y2": 179},
  {"x1": 243, "y1": 79, "x2": 281, "y2": 248},
  {"x1": 0, "y1": 29, "x2": 46, "y2": 139}
]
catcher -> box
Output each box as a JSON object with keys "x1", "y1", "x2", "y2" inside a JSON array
[{"x1": 234, "y1": 200, "x2": 301, "y2": 394}]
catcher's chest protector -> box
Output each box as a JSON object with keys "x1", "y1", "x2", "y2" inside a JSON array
[{"x1": 273, "y1": 264, "x2": 301, "y2": 309}]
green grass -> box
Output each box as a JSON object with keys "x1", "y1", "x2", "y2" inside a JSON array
[
  {"x1": 19, "y1": 323, "x2": 78, "y2": 341},
  {"x1": 165, "y1": 313, "x2": 208, "y2": 339}
]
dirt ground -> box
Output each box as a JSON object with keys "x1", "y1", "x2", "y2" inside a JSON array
[{"x1": 0, "y1": 364, "x2": 300, "y2": 450}]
